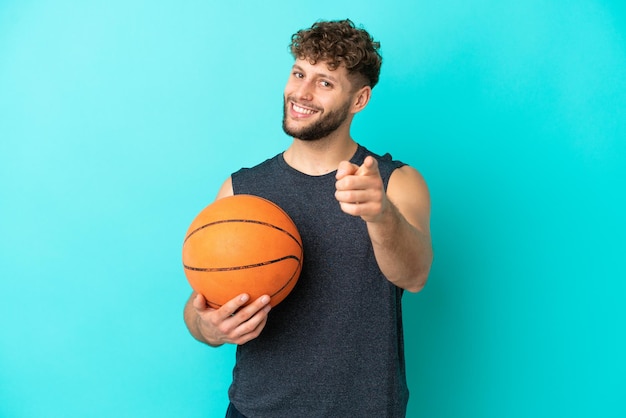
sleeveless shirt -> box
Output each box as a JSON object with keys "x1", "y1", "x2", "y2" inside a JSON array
[{"x1": 229, "y1": 144, "x2": 409, "y2": 417}]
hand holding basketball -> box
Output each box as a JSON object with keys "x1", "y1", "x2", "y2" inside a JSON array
[
  {"x1": 335, "y1": 156, "x2": 388, "y2": 222},
  {"x1": 191, "y1": 292, "x2": 272, "y2": 346}
]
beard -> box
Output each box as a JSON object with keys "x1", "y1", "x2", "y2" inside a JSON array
[{"x1": 282, "y1": 97, "x2": 351, "y2": 141}]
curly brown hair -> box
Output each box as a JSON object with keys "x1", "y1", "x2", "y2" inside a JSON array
[{"x1": 289, "y1": 19, "x2": 382, "y2": 89}]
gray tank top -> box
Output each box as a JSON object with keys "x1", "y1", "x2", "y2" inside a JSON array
[{"x1": 229, "y1": 144, "x2": 409, "y2": 417}]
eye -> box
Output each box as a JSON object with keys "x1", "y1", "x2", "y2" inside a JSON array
[
  {"x1": 319, "y1": 80, "x2": 333, "y2": 88},
  {"x1": 293, "y1": 71, "x2": 304, "y2": 79}
]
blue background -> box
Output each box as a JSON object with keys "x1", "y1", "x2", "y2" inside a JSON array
[{"x1": 1, "y1": 1, "x2": 624, "y2": 417}]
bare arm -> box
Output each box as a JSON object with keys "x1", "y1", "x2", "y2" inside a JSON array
[
  {"x1": 335, "y1": 156, "x2": 433, "y2": 292},
  {"x1": 182, "y1": 177, "x2": 272, "y2": 346}
]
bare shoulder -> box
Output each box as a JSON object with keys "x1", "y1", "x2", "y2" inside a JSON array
[
  {"x1": 215, "y1": 177, "x2": 234, "y2": 199},
  {"x1": 387, "y1": 165, "x2": 431, "y2": 230},
  {"x1": 388, "y1": 165, "x2": 430, "y2": 201}
]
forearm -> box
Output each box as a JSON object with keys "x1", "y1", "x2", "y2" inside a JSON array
[{"x1": 367, "y1": 202, "x2": 433, "y2": 292}]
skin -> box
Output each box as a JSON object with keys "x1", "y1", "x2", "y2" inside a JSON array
[{"x1": 184, "y1": 58, "x2": 433, "y2": 347}]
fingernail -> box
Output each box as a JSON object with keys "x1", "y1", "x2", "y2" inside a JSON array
[
  {"x1": 261, "y1": 295, "x2": 270, "y2": 304},
  {"x1": 240, "y1": 294, "x2": 249, "y2": 302}
]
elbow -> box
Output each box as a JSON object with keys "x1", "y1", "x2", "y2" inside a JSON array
[
  {"x1": 405, "y1": 254, "x2": 433, "y2": 293},
  {"x1": 404, "y1": 274, "x2": 428, "y2": 293},
  {"x1": 405, "y1": 284, "x2": 424, "y2": 293},
  {"x1": 396, "y1": 266, "x2": 430, "y2": 293}
]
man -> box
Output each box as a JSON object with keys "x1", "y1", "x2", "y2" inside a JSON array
[{"x1": 184, "y1": 19, "x2": 433, "y2": 417}]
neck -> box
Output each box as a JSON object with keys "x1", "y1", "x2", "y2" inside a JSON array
[{"x1": 283, "y1": 134, "x2": 358, "y2": 176}]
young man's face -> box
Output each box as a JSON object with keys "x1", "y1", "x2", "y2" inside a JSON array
[{"x1": 282, "y1": 58, "x2": 358, "y2": 141}]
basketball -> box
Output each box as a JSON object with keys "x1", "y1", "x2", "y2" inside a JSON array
[{"x1": 182, "y1": 194, "x2": 303, "y2": 309}]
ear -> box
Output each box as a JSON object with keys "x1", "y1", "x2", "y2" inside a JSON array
[{"x1": 350, "y1": 85, "x2": 372, "y2": 114}]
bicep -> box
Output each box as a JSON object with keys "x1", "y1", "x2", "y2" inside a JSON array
[{"x1": 387, "y1": 165, "x2": 431, "y2": 235}]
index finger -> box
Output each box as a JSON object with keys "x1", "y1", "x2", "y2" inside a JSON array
[
  {"x1": 214, "y1": 293, "x2": 251, "y2": 319},
  {"x1": 355, "y1": 156, "x2": 379, "y2": 176},
  {"x1": 217, "y1": 293, "x2": 270, "y2": 321},
  {"x1": 336, "y1": 161, "x2": 359, "y2": 180}
]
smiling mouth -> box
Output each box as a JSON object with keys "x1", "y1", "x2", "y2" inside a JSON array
[{"x1": 291, "y1": 102, "x2": 320, "y2": 116}]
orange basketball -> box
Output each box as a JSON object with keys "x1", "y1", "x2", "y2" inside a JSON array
[{"x1": 182, "y1": 194, "x2": 303, "y2": 309}]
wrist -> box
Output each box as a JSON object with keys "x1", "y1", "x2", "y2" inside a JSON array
[
  {"x1": 364, "y1": 197, "x2": 395, "y2": 225},
  {"x1": 195, "y1": 313, "x2": 223, "y2": 347}
]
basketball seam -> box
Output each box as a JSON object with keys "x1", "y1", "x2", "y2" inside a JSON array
[
  {"x1": 183, "y1": 254, "x2": 300, "y2": 272},
  {"x1": 192, "y1": 254, "x2": 303, "y2": 308},
  {"x1": 184, "y1": 219, "x2": 302, "y2": 249}
]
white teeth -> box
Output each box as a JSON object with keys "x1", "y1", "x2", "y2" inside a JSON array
[{"x1": 293, "y1": 103, "x2": 317, "y2": 115}]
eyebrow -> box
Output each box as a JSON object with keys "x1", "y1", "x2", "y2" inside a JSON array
[{"x1": 292, "y1": 64, "x2": 339, "y2": 83}]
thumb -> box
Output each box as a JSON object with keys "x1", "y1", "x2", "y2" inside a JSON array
[
  {"x1": 336, "y1": 160, "x2": 359, "y2": 179},
  {"x1": 193, "y1": 292, "x2": 209, "y2": 310}
]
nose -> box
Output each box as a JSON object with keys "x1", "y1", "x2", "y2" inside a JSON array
[{"x1": 296, "y1": 80, "x2": 314, "y2": 102}]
